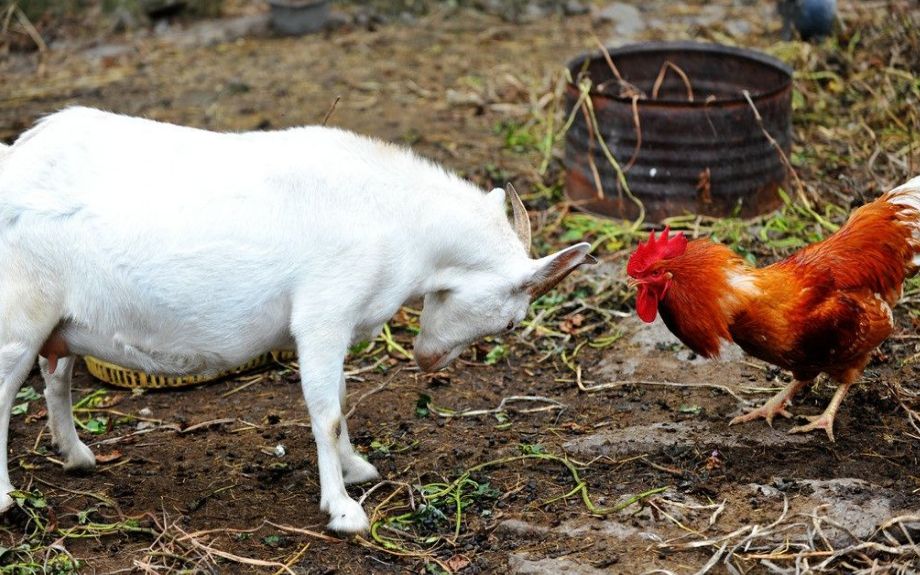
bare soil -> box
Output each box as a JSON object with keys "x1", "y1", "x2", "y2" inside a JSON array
[{"x1": 5, "y1": 318, "x2": 919, "y2": 574}]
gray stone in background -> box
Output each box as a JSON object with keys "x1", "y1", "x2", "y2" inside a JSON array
[
  {"x1": 475, "y1": 0, "x2": 587, "y2": 22},
  {"x1": 564, "y1": 0, "x2": 589, "y2": 16},
  {"x1": 594, "y1": 2, "x2": 645, "y2": 44},
  {"x1": 155, "y1": 13, "x2": 270, "y2": 46}
]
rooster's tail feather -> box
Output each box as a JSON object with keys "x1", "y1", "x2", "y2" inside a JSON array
[{"x1": 885, "y1": 175, "x2": 920, "y2": 269}]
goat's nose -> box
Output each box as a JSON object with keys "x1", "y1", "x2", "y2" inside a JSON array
[{"x1": 415, "y1": 350, "x2": 444, "y2": 373}]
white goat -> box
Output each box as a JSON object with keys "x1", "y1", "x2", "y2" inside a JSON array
[{"x1": 0, "y1": 107, "x2": 593, "y2": 532}]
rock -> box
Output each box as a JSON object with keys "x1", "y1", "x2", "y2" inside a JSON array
[
  {"x1": 510, "y1": 555, "x2": 612, "y2": 575},
  {"x1": 155, "y1": 14, "x2": 270, "y2": 47},
  {"x1": 497, "y1": 519, "x2": 552, "y2": 538},
  {"x1": 564, "y1": 0, "x2": 589, "y2": 16},
  {"x1": 83, "y1": 43, "x2": 135, "y2": 66},
  {"x1": 153, "y1": 18, "x2": 171, "y2": 35},
  {"x1": 110, "y1": 7, "x2": 140, "y2": 33},
  {"x1": 477, "y1": 0, "x2": 557, "y2": 23},
  {"x1": 800, "y1": 478, "x2": 898, "y2": 542},
  {"x1": 519, "y1": 3, "x2": 549, "y2": 23},
  {"x1": 748, "y1": 483, "x2": 782, "y2": 498},
  {"x1": 563, "y1": 420, "x2": 812, "y2": 458},
  {"x1": 749, "y1": 478, "x2": 919, "y2": 547},
  {"x1": 695, "y1": 4, "x2": 728, "y2": 26},
  {"x1": 500, "y1": 514, "x2": 646, "y2": 544},
  {"x1": 725, "y1": 18, "x2": 753, "y2": 37},
  {"x1": 324, "y1": 10, "x2": 352, "y2": 31},
  {"x1": 556, "y1": 517, "x2": 639, "y2": 539},
  {"x1": 594, "y1": 2, "x2": 645, "y2": 42}
]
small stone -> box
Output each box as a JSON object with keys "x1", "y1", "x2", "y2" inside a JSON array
[
  {"x1": 749, "y1": 483, "x2": 782, "y2": 498},
  {"x1": 695, "y1": 4, "x2": 727, "y2": 26},
  {"x1": 110, "y1": 7, "x2": 139, "y2": 33},
  {"x1": 153, "y1": 19, "x2": 170, "y2": 35},
  {"x1": 594, "y1": 2, "x2": 645, "y2": 40},
  {"x1": 324, "y1": 10, "x2": 351, "y2": 30},
  {"x1": 564, "y1": 0, "x2": 589, "y2": 16},
  {"x1": 725, "y1": 19, "x2": 753, "y2": 37}
]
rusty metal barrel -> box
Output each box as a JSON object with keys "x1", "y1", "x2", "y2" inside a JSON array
[{"x1": 564, "y1": 42, "x2": 793, "y2": 222}]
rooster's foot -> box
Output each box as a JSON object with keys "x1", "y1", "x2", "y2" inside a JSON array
[
  {"x1": 789, "y1": 414, "x2": 836, "y2": 442},
  {"x1": 728, "y1": 379, "x2": 810, "y2": 428},
  {"x1": 729, "y1": 402, "x2": 793, "y2": 427}
]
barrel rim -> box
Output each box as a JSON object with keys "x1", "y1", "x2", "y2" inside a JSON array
[{"x1": 566, "y1": 41, "x2": 793, "y2": 107}]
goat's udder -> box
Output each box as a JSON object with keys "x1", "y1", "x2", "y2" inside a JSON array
[{"x1": 39, "y1": 332, "x2": 70, "y2": 375}]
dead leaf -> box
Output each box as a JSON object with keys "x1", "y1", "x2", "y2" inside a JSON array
[
  {"x1": 560, "y1": 313, "x2": 586, "y2": 334},
  {"x1": 25, "y1": 407, "x2": 47, "y2": 423},
  {"x1": 446, "y1": 555, "x2": 471, "y2": 572},
  {"x1": 95, "y1": 450, "x2": 123, "y2": 464}
]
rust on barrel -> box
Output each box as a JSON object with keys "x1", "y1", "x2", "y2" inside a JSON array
[{"x1": 564, "y1": 41, "x2": 794, "y2": 222}]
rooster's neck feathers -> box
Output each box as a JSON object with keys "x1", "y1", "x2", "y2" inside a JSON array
[{"x1": 656, "y1": 240, "x2": 757, "y2": 358}]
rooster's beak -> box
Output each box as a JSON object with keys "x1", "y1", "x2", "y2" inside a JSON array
[{"x1": 627, "y1": 277, "x2": 642, "y2": 289}]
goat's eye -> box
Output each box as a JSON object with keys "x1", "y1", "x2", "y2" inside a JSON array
[{"x1": 506, "y1": 321, "x2": 516, "y2": 331}]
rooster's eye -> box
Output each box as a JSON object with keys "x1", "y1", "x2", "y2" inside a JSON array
[{"x1": 506, "y1": 321, "x2": 516, "y2": 331}]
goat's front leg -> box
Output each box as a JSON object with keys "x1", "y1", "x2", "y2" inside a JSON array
[
  {"x1": 296, "y1": 340, "x2": 369, "y2": 533},
  {"x1": 40, "y1": 357, "x2": 95, "y2": 472},
  {"x1": 337, "y1": 373, "x2": 379, "y2": 485}
]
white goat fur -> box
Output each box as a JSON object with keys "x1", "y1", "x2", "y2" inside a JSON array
[{"x1": 0, "y1": 107, "x2": 591, "y2": 532}]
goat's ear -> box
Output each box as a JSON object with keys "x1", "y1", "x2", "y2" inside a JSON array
[
  {"x1": 486, "y1": 187, "x2": 506, "y2": 209},
  {"x1": 523, "y1": 242, "x2": 596, "y2": 299}
]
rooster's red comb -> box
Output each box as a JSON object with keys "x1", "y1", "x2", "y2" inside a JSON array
[{"x1": 626, "y1": 226, "x2": 688, "y2": 276}]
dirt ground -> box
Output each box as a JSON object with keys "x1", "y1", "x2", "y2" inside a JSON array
[{"x1": 1, "y1": 1, "x2": 919, "y2": 574}]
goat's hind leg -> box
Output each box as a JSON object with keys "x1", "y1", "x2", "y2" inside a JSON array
[
  {"x1": 0, "y1": 340, "x2": 45, "y2": 511},
  {"x1": 0, "y1": 284, "x2": 66, "y2": 512},
  {"x1": 41, "y1": 356, "x2": 95, "y2": 472}
]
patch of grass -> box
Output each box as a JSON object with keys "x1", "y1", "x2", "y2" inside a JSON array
[
  {"x1": 494, "y1": 119, "x2": 539, "y2": 154},
  {"x1": 483, "y1": 343, "x2": 508, "y2": 365},
  {"x1": 11, "y1": 386, "x2": 41, "y2": 417},
  {"x1": 0, "y1": 489, "x2": 154, "y2": 574},
  {"x1": 364, "y1": 445, "x2": 668, "y2": 562}
]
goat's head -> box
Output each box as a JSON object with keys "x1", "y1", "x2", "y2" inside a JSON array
[{"x1": 414, "y1": 184, "x2": 595, "y2": 372}]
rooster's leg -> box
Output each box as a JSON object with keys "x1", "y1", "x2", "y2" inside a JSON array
[
  {"x1": 729, "y1": 379, "x2": 810, "y2": 427},
  {"x1": 788, "y1": 382, "x2": 852, "y2": 442}
]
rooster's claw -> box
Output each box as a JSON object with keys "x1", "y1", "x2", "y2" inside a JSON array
[
  {"x1": 729, "y1": 405, "x2": 793, "y2": 427},
  {"x1": 789, "y1": 414, "x2": 836, "y2": 442}
]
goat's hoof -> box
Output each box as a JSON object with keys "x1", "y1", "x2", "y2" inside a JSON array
[
  {"x1": 0, "y1": 488, "x2": 14, "y2": 513},
  {"x1": 343, "y1": 456, "x2": 379, "y2": 485},
  {"x1": 63, "y1": 443, "x2": 96, "y2": 473},
  {"x1": 325, "y1": 497, "x2": 369, "y2": 533}
]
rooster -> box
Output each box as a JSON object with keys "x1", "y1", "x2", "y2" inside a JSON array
[{"x1": 626, "y1": 177, "x2": 920, "y2": 441}]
